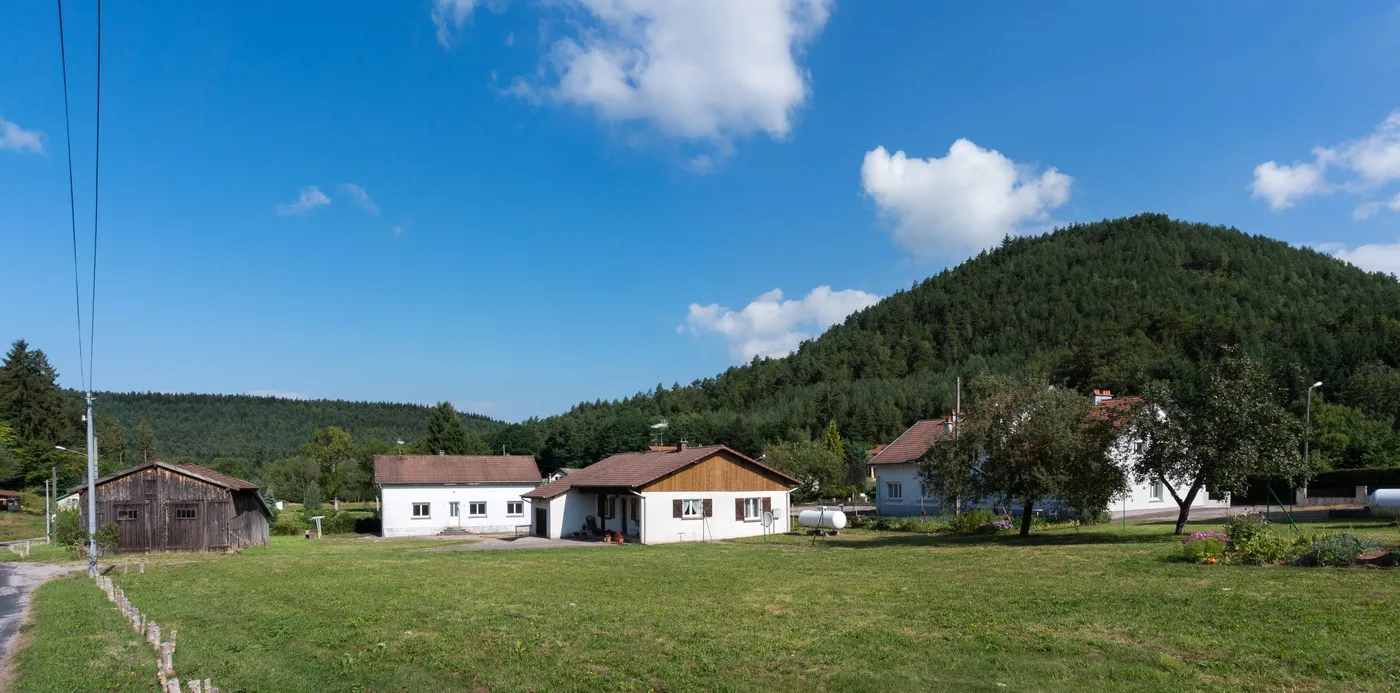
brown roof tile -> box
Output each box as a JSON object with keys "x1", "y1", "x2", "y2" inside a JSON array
[
  {"x1": 523, "y1": 445, "x2": 799, "y2": 499},
  {"x1": 869, "y1": 419, "x2": 952, "y2": 466},
  {"x1": 174, "y1": 463, "x2": 260, "y2": 490},
  {"x1": 374, "y1": 455, "x2": 542, "y2": 485}
]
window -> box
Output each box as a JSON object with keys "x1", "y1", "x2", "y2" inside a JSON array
[
  {"x1": 1149, "y1": 481, "x2": 1164, "y2": 502},
  {"x1": 886, "y1": 482, "x2": 903, "y2": 500},
  {"x1": 1133, "y1": 441, "x2": 1146, "y2": 454},
  {"x1": 507, "y1": 501, "x2": 524, "y2": 516},
  {"x1": 920, "y1": 482, "x2": 933, "y2": 499},
  {"x1": 449, "y1": 502, "x2": 460, "y2": 517},
  {"x1": 412, "y1": 502, "x2": 431, "y2": 518},
  {"x1": 116, "y1": 507, "x2": 140, "y2": 521},
  {"x1": 174, "y1": 507, "x2": 197, "y2": 520},
  {"x1": 682, "y1": 498, "x2": 704, "y2": 518},
  {"x1": 743, "y1": 497, "x2": 761, "y2": 521},
  {"x1": 469, "y1": 501, "x2": 487, "y2": 517}
]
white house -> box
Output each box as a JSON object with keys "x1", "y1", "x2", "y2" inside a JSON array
[
  {"x1": 870, "y1": 391, "x2": 1230, "y2": 518},
  {"x1": 374, "y1": 455, "x2": 542, "y2": 537},
  {"x1": 522, "y1": 443, "x2": 800, "y2": 544}
]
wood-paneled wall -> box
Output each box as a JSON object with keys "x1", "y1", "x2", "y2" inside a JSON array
[
  {"x1": 640, "y1": 451, "x2": 792, "y2": 493},
  {"x1": 78, "y1": 466, "x2": 269, "y2": 554}
]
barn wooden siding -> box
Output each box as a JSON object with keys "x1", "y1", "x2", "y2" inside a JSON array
[
  {"x1": 640, "y1": 452, "x2": 791, "y2": 493},
  {"x1": 78, "y1": 467, "x2": 269, "y2": 554}
]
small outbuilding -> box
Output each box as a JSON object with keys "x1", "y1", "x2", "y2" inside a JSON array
[
  {"x1": 72, "y1": 461, "x2": 271, "y2": 553},
  {"x1": 523, "y1": 443, "x2": 800, "y2": 544}
]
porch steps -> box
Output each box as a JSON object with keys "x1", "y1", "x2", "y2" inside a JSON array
[{"x1": 438, "y1": 527, "x2": 472, "y2": 536}]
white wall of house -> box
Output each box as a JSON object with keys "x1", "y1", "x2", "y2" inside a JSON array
[
  {"x1": 640, "y1": 490, "x2": 789, "y2": 544},
  {"x1": 873, "y1": 464, "x2": 947, "y2": 516},
  {"x1": 381, "y1": 484, "x2": 534, "y2": 537}
]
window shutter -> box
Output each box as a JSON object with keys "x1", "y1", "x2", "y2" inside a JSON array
[
  {"x1": 762, "y1": 497, "x2": 772, "y2": 513},
  {"x1": 735, "y1": 498, "x2": 744, "y2": 521},
  {"x1": 702, "y1": 499, "x2": 713, "y2": 517},
  {"x1": 672, "y1": 499, "x2": 682, "y2": 518}
]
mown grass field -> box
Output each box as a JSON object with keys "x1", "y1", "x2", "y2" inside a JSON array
[
  {"x1": 0, "y1": 511, "x2": 47, "y2": 542},
  {"x1": 15, "y1": 519, "x2": 1400, "y2": 692}
]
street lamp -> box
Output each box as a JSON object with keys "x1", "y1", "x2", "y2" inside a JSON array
[{"x1": 1305, "y1": 381, "x2": 1323, "y2": 466}]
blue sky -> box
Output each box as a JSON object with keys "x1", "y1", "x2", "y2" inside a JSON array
[{"x1": 2, "y1": 1, "x2": 1399, "y2": 421}]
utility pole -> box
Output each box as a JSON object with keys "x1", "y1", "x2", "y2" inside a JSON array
[
  {"x1": 85, "y1": 392, "x2": 98, "y2": 576},
  {"x1": 50, "y1": 465, "x2": 57, "y2": 545},
  {"x1": 44, "y1": 479, "x2": 51, "y2": 545}
]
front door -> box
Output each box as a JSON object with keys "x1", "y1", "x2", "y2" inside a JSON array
[
  {"x1": 534, "y1": 507, "x2": 547, "y2": 538},
  {"x1": 449, "y1": 501, "x2": 461, "y2": 527}
]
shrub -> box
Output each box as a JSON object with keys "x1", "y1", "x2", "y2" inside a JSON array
[
  {"x1": 948, "y1": 509, "x2": 998, "y2": 534},
  {"x1": 1180, "y1": 530, "x2": 1229, "y2": 563},
  {"x1": 321, "y1": 512, "x2": 358, "y2": 535},
  {"x1": 989, "y1": 520, "x2": 1013, "y2": 532},
  {"x1": 94, "y1": 522, "x2": 120, "y2": 555},
  {"x1": 1222, "y1": 513, "x2": 1295, "y2": 565},
  {"x1": 270, "y1": 516, "x2": 310, "y2": 536},
  {"x1": 55, "y1": 508, "x2": 83, "y2": 546},
  {"x1": 1297, "y1": 533, "x2": 1381, "y2": 567}
]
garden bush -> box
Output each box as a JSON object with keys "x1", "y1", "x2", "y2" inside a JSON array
[
  {"x1": 54, "y1": 508, "x2": 82, "y2": 546},
  {"x1": 1221, "y1": 513, "x2": 1296, "y2": 565},
  {"x1": 948, "y1": 509, "x2": 997, "y2": 534},
  {"x1": 270, "y1": 516, "x2": 310, "y2": 536},
  {"x1": 1296, "y1": 533, "x2": 1381, "y2": 567},
  {"x1": 1179, "y1": 530, "x2": 1228, "y2": 563},
  {"x1": 94, "y1": 522, "x2": 120, "y2": 555}
]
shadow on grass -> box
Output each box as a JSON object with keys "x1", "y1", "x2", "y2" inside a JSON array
[{"x1": 769, "y1": 529, "x2": 1174, "y2": 550}]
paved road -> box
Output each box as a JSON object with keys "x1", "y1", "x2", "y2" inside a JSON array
[{"x1": 0, "y1": 560, "x2": 74, "y2": 685}]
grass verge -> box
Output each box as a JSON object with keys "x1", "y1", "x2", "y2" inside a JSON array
[{"x1": 11, "y1": 575, "x2": 155, "y2": 692}]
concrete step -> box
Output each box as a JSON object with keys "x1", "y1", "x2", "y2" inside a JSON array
[{"x1": 438, "y1": 527, "x2": 472, "y2": 536}]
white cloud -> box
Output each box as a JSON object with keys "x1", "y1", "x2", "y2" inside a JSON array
[
  {"x1": 247, "y1": 389, "x2": 309, "y2": 400},
  {"x1": 1327, "y1": 239, "x2": 1400, "y2": 276},
  {"x1": 341, "y1": 183, "x2": 380, "y2": 215},
  {"x1": 432, "y1": 0, "x2": 480, "y2": 48},
  {"x1": 860, "y1": 140, "x2": 1072, "y2": 259},
  {"x1": 684, "y1": 285, "x2": 882, "y2": 360},
  {"x1": 276, "y1": 186, "x2": 331, "y2": 215},
  {"x1": 506, "y1": 0, "x2": 830, "y2": 151},
  {"x1": 0, "y1": 115, "x2": 44, "y2": 154},
  {"x1": 1252, "y1": 110, "x2": 1400, "y2": 215},
  {"x1": 1250, "y1": 160, "x2": 1328, "y2": 211}
]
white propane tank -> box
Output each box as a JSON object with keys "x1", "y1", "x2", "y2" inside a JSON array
[
  {"x1": 798, "y1": 508, "x2": 847, "y2": 530},
  {"x1": 1371, "y1": 489, "x2": 1400, "y2": 519}
]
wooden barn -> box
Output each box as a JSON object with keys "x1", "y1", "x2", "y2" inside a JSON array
[{"x1": 73, "y1": 461, "x2": 271, "y2": 553}]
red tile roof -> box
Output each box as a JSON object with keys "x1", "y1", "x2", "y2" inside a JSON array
[
  {"x1": 373, "y1": 455, "x2": 542, "y2": 485},
  {"x1": 869, "y1": 419, "x2": 953, "y2": 466},
  {"x1": 523, "y1": 445, "x2": 800, "y2": 499},
  {"x1": 1086, "y1": 395, "x2": 1145, "y2": 429}
]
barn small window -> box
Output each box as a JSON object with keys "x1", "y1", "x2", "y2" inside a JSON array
[
  {"x1": 507, "y1": 501, "x2": 523, "y2": 516},
  {"x1": 469, "y1": 501, "x2": 487, "y2": 517},
  {"x1": 175, "y1": 507, "x2": 197, "y2": 520},
  {"x1": 412, "y1": 502, "x2": 431, "y2": 518},
  {"x1": 117, "y1": 508, "x2": 139, "y2": 521}
]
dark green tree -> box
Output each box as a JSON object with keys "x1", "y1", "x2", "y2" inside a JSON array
[
  {"x1": 0, "y1": 340, "x2": 76, "y2": 444},
  {"x1": 763, "y1": 440, "x2": 845, "y2": 502},
  {"x1": 418, "y1": 401, "x2": 490, "y2": 455},
  {"x1": 822, "y1": 420, "x2": 845, "y2": 460},
  {"x1": 95, "y1": 412, "x2": 127, "y2": 474}
]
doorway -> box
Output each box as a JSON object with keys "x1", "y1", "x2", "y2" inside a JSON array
[
  {"x1": 533, "y1": 507, "x2": 547, "y2": 538},
  {"x1": 449, "y1": 501, "x2": 461, "y2": 527}
]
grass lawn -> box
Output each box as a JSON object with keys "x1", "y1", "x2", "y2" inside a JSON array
[
  {"x1": 11, "y1": 574, "x2": 155, "y2": 692},
  {"x1": 0, "y1": 512, "x2": 47, "y2": 542},
  {"x1": 15, "y1": 520, "x2": 1400, "y2": 692}
]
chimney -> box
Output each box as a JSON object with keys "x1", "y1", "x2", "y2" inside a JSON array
[
  {"x1": 677, "y1": 439, "x2": 687, "y2": 451},
  {"x1": 1092, "y1": 389, "x2": 1114, "y2": 406}
]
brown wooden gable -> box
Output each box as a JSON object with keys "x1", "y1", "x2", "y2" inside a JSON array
[{"x1": 639, "y1": 450, "x2": 793, "y2": 493}]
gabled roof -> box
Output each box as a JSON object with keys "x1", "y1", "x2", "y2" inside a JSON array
[
  {"x1": 523, "y1": 445, "x2": 800, "y2": 499},
  {"x1": 374, "y1": 455, "x2": 542, "y2": 485},
  {"x1": 70, "y1": 460, "x2": 261, "y2": 494},
  {"x1": 869, "y1": 419, "x2": 952, "y2": 466}
]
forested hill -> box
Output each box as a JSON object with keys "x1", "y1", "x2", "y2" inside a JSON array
[
  {"x1": 530, "y1": 214, "x2": 1400, "y2": 469},
  {"x1": 88, "y1": 392, "x2": 504, "y2": 462}
]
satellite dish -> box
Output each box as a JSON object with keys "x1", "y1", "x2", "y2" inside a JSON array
[{"x1": 761, "y1": 511, "x2": 774, "y2": 528}]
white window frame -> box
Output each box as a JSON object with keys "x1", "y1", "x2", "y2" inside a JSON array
[
  {"x1": 412, "y1": 502, "x2": 431, "y2": 519},
  {"x1": 507, "y1": 501, "x2": 524, "y2": 517},
  {"x1": 743, "y1": 497, "x2": 761, "y2": 521},
  {"x1": 681, "y1": 498, "x2": 704, "y2": 519},
  {"x1": 886, "y1": 482, "x2": 903, "y2": 501},
  {"x1": 449, "y1": 501, "x2": 460, "y2": 517},
  {"x1": 468, "y1": 501, "x2": 487, "y2": 517},
  {"x1": 1149, "y1": 480, "x2": 1165, "y2": 502}
]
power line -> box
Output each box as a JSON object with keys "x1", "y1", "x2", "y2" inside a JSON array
[
  {"x1": 55, "y1": 0, "x2": 88, "y2": 393},
  {"x1": 89, "y1": 0, "x2": 101, "y2": 387}
]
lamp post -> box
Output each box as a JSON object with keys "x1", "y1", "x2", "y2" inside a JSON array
[
  {"x1": 1305, "y1": 381, "x2": 1322, "y2": 467},
  {"x1": 57, "y1": 421, "x2": 99, "y2": 577}
]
